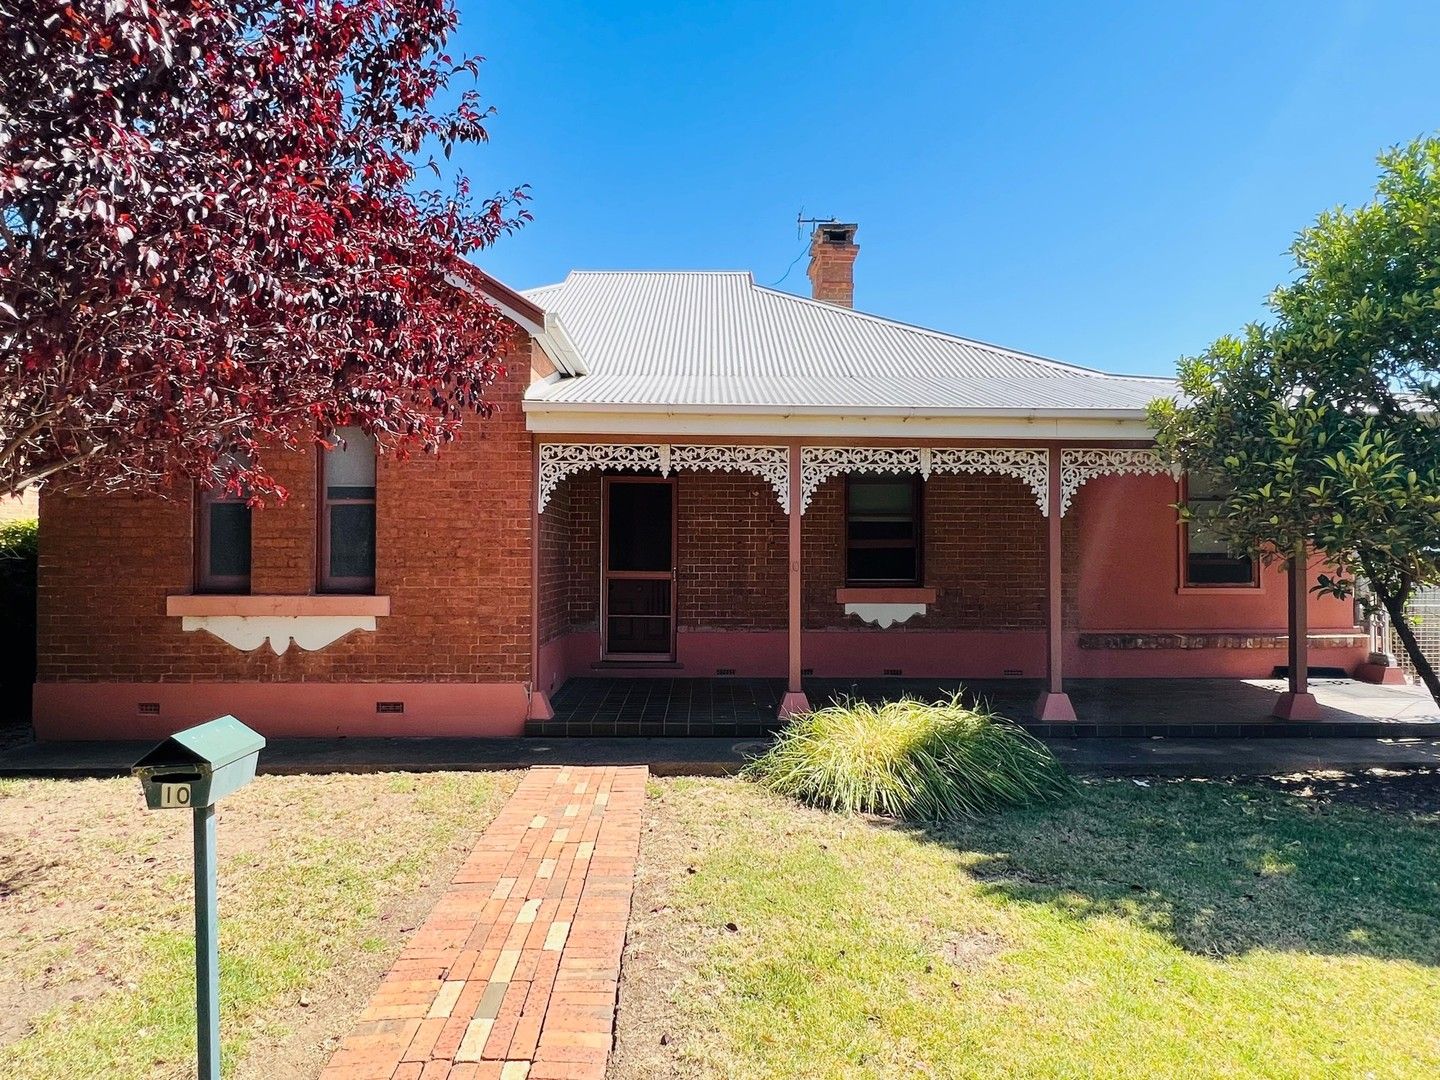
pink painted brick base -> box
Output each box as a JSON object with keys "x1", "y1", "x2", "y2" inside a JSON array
[{"x1": 321, "y1": 765, "x2": 647, "y2": 1080}]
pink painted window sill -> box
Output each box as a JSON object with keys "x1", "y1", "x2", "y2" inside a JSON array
[
  {"x1": 165, "y1": 595, "x2": 391, "y2": 617},
  {"x1": 834, "y1": 587, "x2": 937, "y2": 604}
]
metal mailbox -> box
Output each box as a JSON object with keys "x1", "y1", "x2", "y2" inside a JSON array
[
  {"x1": 132, "y1": 714, "x2": 265, "y2": 1080},
  {"x1": 133, "y1": 715, "x2": 265, "y2": 810}
]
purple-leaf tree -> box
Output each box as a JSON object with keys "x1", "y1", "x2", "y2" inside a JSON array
[{"x1": 0, "y1": 0, "x2": 529, "y2": 501}]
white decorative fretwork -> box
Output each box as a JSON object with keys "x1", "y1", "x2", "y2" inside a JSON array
[
  {"x1": 931, "y1": 447, "x2": 1051, "y2": 516},
  {"x1": 537, "y1": 442, "x2": 790, "y2": 513},
  {"x1": 669, "y1": 444, "x2": 790, "y2": 513},
  {"x1": 799, "y1": 447, "x2": 929, "y2": 514},
  {"x1": 844, "y1": 602, "x2": 928, "y2": 628},
  {"x1": 540, "y1": 443, "x2": 1172, "y2": 517},
  {"x1": 1059, "y1": 448, "x2": 1174, "y2": 515},
  {"x1": 180, "y1": 615, "x2": 376, "y2": 655},
  {"x1": 537, "y1": 443, "x2": 665, "y2": 513},
  {"x1": 799, "y1": 445, "x2": 1055, "y2": 515}
]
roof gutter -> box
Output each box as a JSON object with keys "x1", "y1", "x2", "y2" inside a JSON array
[
  {"x1": 521, "y1": 403, "x2": 1161, "y2": 440},
  {"x1": 521, "y1": 399, "x2": 1153, "y2": 420}
]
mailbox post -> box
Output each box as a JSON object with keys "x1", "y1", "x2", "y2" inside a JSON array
[{"x1": 133, "y1": 716, "x2": 265, "y2": 1080}]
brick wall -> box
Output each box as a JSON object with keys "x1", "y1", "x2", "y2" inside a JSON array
[
  {"x1": 538, "y1": 468, "x2": 603, "y2": 644},
  {"x1": 538, "y1": 470, "x2": 572, "y2": 646},
  {"x1": 566, "y1": 472, "x2": 600, "y2": 632},
  {"x1": 536, "y1": 469, "x2": 785, "y2": 642},
  {"x1": 676, "y1": 471, "x2": 786, "y2": 630},
  {"x1": 802, "y1": 471, "x2": 1049, "y2": 630},
  {"x1": 536, "y1": 470, "x2": 600, "y2": 645},
  {"x1": 37, "y1": 338, "x2": 536, "y2": 685},
  {"x1": 543, "y1": 469, "x2": 1042, "y2": 638}
]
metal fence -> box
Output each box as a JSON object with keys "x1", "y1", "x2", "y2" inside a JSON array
[{"x1": 1388, "y1": 587, "x2": 1440, "y2": 682}]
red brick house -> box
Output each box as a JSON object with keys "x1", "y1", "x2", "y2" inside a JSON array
[{"x1": 33, "y1": 224, "x2": 1370, "y2": 739}]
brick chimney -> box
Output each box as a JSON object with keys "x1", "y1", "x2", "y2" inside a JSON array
[{"x1": 806, "y1": 222, "x2": 859, "y2": 307}]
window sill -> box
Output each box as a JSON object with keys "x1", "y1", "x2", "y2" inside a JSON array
[
  {"x1": 166, "y1": 594, "x2": 391, "y2": 617},
  {"x1": 1177, "y1": 584, "x2": 1262, "y2": 594},
  {"x1": 835, "y1": 587, "x2": 937, "y2": 604}
]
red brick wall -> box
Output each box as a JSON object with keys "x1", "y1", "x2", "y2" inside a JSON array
[
  {"x1": 566, "y1": 472, "x2": 600, "y2": 633},
  {"x1": 538, "y1": 469, "x2": 602, "y2": 645},
  {"x1": 802, "y1": 472, "x2": 1050, "y2": 630},
  {"x1": 676, "y1": 472, "x2": 786, "y2": 630},
  {"x1": 537, "y1": 469, "x2": 785, "y2": 642},
  {"x1": 538, "y1": 471, "x2": 572, "y2": 646},
  {"x1": 544, "y1": 470, "x2": 1046, "y2": 638},
  {"x1": 37, "y1": 339, "x2": 536, "y2": 685}
]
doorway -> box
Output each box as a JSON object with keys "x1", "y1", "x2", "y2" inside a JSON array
[{"x1": 601, "y1": 476, "x2": 676, "y2": 660}]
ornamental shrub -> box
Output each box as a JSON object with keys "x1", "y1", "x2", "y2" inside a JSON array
[{"x1": 743, "y1": 694, "x2": 1071, "y2": 820}]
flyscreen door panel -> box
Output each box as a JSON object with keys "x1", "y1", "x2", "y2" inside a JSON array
[{"x1": 602, "y1": 477, "x2": 676, "y2": 659}]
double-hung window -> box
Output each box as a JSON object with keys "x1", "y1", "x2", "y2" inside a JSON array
[
  {"x1": 1182, "y1": 474, "x2": 1257, "y2": 587},
  {"x1": 196, "y1": 468, "x2": 252, "y2": 593},
  {"x1": 320, "y1": 427, "x2": 377, "y2": 593},
  {"x1": 845, "y1": 474, "x2": 922, "y2": 586}
]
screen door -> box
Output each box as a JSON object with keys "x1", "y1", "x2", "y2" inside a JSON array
[{"x1": 602, "y1": 477, "x2": 676, "y2": 659}]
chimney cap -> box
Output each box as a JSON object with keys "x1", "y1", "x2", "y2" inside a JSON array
[{"x1": 813, "y1": 221, "x2": 858, "y2": 246}]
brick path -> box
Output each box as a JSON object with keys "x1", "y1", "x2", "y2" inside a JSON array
[{"x1": 320, "y1": 765, "x2": 647, "y2": 1080}]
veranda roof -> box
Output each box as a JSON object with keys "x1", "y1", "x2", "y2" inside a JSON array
[{"x1": 520, "y1": 271, "x2": 1175, "y2": 420}]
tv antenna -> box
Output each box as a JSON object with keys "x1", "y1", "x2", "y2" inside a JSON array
[{"x1": 795, "y1": 210, "x2": 840, "y2": 238}]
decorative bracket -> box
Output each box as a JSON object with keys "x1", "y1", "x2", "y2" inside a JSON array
[
  {"x1": 180, "y1": 615, "x2": 376, "y2": 655},
  {"x1": 539, "y1": 444, "x2": 1169, "y2": 518},
  {"x1": 670, "y1": 444, "x2": 790, "y2": 513},
  {"x1": 931, "y1": 447, "x2": 1050, "y2": 516},
  {"x1": 798, "y1": 447, "x2": 928, "y2": 514},
  {"x1": 1059, "y1": 448, "x2": 1175, "y2": 515},
  {"x1": 843, "y1": 602, "x2": 927, "y2": 628},
  {"x1": 537, "y1": 442, "x2": 789, "y2": 513},
  {"x1": 800, "y1": 446, "x2": 1052, "y2": 515},
  {"x1": 537, "y1": 443, "x2": 664, "y2": 513}
]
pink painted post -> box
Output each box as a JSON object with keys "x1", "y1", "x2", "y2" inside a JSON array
[
  {"x1": 1034, "y1": 446, "x2": 1077, "y2": 722},
  {"x1": 1272, "y1": 542, "x2": 1320, "y2": 720},
  {"x1": 779, "y1": 441, "x2": 811, "y2": 720},
  {"x1": 527, "y1": 437, "x2": 555, "y2": 722}
]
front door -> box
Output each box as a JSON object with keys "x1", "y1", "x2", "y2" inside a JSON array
[{"x1": 602, "y1": 477, "x2": 676, "y2": 660}]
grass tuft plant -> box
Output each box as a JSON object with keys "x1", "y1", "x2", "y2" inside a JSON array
[{"x1": 742, "y1": 694, "x2": 1072, "y2": 820}]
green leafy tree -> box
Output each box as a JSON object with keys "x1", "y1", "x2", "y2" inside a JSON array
[{"x1": 1150, "y1": 136, "x2": 1440, "y2": 704}]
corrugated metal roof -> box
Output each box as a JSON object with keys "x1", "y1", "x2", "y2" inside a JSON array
[{"x1": 522, "y1": 271, "x2": 1175, "y2": 412}]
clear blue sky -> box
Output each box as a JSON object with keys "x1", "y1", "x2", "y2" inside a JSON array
[{"x1": 459, "y1": 1, "x2": 1439, "y2": 376}]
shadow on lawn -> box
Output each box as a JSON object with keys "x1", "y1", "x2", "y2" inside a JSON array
[
  {"x1": 905, "y1": 772, "x2": 1440, "y2": 966},
  {"x1": 0, "y1": 852, "x2": 50, "y2": 900}
]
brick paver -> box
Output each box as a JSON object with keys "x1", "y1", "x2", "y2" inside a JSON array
[{"x1": 321, "y1": 766, "x2": 647, "y2": 1080}]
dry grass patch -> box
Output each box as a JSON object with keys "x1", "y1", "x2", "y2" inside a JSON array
[{"x1": 0, "y1": 769, "x2": 518, "y2": 1078}]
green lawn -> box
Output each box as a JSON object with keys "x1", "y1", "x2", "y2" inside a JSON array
[
  {"x1": 615, "y1": 774, "x2": 1440, "y2": 1079},
  {"x1": 0, "y1": 770, "x2": 517, "y2": 1079}
]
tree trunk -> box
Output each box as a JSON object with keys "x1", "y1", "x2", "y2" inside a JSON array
[{"x1": 1375, "y1": 583, "x2": 1440, "y2": 706}]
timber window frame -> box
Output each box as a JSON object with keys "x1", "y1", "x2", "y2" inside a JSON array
[
  {"x1": 318, "y1": 426, "x2": 378, "y2": 594},
  {"x1": 194, "y1": 473, "x2": 252, "y2": 594},
  {"x1": 1180, "y1": 473, "x2": 1260, "y2": 589},
  {"x1": 844, "y1": 473, "x2": 924, "y2": 587}
]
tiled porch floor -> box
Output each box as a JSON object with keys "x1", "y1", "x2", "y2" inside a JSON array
[
  {"x1": 531, "y1": 676, "x2": 1440, "y2": 738},
  {"x1": 541, "y1": 678, "x2": 782, "y2": 738}
]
